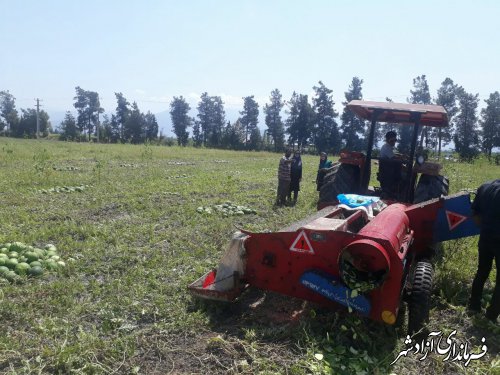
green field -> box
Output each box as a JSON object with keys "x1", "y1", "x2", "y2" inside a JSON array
[{"x1": 0, "y1": 138, "x2": 498, "y2": 375}]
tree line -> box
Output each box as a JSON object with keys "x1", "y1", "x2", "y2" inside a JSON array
[{"x1": 1, "y1": 76, "x2": 499, "y2": 160}]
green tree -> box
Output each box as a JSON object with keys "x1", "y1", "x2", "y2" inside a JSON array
[
  {"x1": 340, "y1": 77, "x2": 365, "y2": 151},
  {"x1": 144, "y1": 111, "x2": 159, "y2": 141},
  {"x1": 286, "y1": 92, "x2": 313, "y2": 150},
  {"x1": 453, "y1": 88, "x2": 480, "y2": 161},
  {"x1": 59, "y1": 111, "x2": 78, "y2": 141},
  {"x1": 435, "y1": 78, "x2": 459, "y2": 157},
  {"x1": 264, "y1": 89, "x2": 285, "y2": 151},
  {"x1": 192, "y1": 121, "x2": 202, "y2": 147},
  {"x1": 196, "y1": 93, "x2": 225, "y2": 147},
  {"x1": 408, "y1": 75, "x2": 432, "y2": 149},
  {"x1": 240, "y1": 95, "x2": 259, "y2": 148},
  {"x1": 73, "y1": 87, "x2": 104, "y2": 141},
  {"x1": 249, "y1": 127, "x2": 262, "y2": 151},
  {"x1": 0, "y1": 90, "x2": 19, "y2": 133},
  {"x1": 222, "y1": 120, "x2": 245, "y2": 150},
  {"x1": 100, "y1": 114, "x2": 112, "y2": 143},
  {"x1": 210, "y1": 96, "x2": 225, "y2": 147},
  {"x1": 115, "y1": 92, "x2": 130, "y2": 141},
  {"x1": 170, "y1": 96, "x2": 192, "y2": 146},
  {"x1": 197, "y1": 93, "x2": 212, "y2": 146},
  {"x1": 312, "y1": 82, "x2": 341, "y2": 154},
  {"x1": 480, "y1": 91, "x2": 500, "y2": 159},
  {"x1": 12, "y1": 108, "x2": 50, "y2": 138},
  {"x1": 123, "y1": 102, "x2": 145, "y2": 144},
  {"x1": 109, "y1": 114, "x2": 121, "y2": 143}
]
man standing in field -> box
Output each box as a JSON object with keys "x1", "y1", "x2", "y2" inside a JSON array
[
  {"x1": 468, "y1": 179, "x2": 500, "y2": 323},
  {"x1": 276, "y1": 149, "x2": 293, "y2": 207}
]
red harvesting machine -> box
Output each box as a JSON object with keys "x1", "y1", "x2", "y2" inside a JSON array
[{"x1": 189, "y1": 101, "x2": 480, "y2": 335}]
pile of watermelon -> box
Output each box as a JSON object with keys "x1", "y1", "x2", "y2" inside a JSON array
[
  {"x1": 167, "y1": 174, "x2": 189, "y2": 179},
  {"x1": 36, "y1": 185, "x2": 89, "y2": 194},
  {"x1": 196, "y1": 202, "x2": 257, "y2": 216},
  {"x1": 0, "y1": 242, "x2": 66, "y2": 282},
  {"x1": 53, "y1": 165, "x2": 80, "y2": 171}
]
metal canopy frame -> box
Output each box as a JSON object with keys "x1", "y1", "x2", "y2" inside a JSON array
[{"x1": 348, "y1": 100, "x2": 449, "y2": 202}]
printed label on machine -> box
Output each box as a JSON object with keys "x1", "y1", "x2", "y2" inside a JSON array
[{"x1": 289, "y1": 230, "x2": 315, "y2": 254}]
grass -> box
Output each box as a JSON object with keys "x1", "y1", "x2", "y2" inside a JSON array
[{"x1": 0, "y1": 138, "x2": 498, "y2": 374}]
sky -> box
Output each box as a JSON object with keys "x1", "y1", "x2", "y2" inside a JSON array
[{"x1": 1, "y1": 0, "x2": 499, "y2": 130}]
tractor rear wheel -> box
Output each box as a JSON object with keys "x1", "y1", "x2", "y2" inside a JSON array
[
  {"x1": 319, "y1": 164, "x2": 360, "y2": 204},
  {"x1": 408, "y1": 261, "x2": 434, "y2": 336},
  {"x1": 413, "y1": 174, "x2": 449, "y2": 203}
]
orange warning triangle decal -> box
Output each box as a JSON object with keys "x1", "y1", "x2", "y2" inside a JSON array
[
  {"x1": 445, "y1": 210, "x2": 468, "y2": 231},
  {"x1": 290, "y1": 230, "x2": 314, "y2": 254}
]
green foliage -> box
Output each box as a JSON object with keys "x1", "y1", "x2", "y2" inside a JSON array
[
  {"x1": 435, "y1": 78, "x2": 459, "y2": 153},
  {"x1": 11, "y1": 108, "x2": 50, "y2": 138},
  {"x1": 58, "y1": 111, "x2": 78, "y2": 141},
  {"x1": 340, "y1": 77, "x2": 365, "y2": 151},
  {"x1": 454, "y1": 88, "x2": 481, "y2": 161},
  {"x1": 221, "y1": 120, "x2": 245, "y2": 150},
  {"x1": 140, "y1": 141, "x2": 153, "y2": 162},
  {"x1": 240, "y1": 95, "x2": 260, "y2": 148},
  {"x1": 73, "y1": 86, "x2": 104, "y2": 141},
  {"x1": 196, "y1": 92, "x2": 226, "y2": 147},
  {"x1": 480, "y1": 91, "x2": 500, "y2": 157},
  {"x1": 407, "y1": 75, "x2": 432, "y2": 151},
  {"x1": 286, "y1": 92, "x2": 314, "y2": 150},
  {"x1": 33, "y1": 147, "x2": 52, "y2": 178},
  {"x1": 0, "y1": 90, "x2": 19, "y2": 133},
  {"x1": 144, "y1": 111, "x2": 159, "y2": 141},
  {"x1": 264, "y1": 89, "x2": 286, "y2": 151},
  {"x1": 249, "y1": 126, "x2": 262, "y2": 151},
  {"x1": 170, "y1": 96, "x2": 192, "y2": 146},
  {"x1": 124, "y1": 102, "x2": 145, "y2": 144},
  {"x1": 311, "y1": 81, "x2": 341, "y2": 155},
  {"x1": 114, "y1": 92, "x2": 130, "y2": 137}
]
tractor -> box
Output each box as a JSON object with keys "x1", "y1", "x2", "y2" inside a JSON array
[
  {"x1": 318, "y1": 100, "x2": 450, "y2": 207},
  {"x1": 188, "y1": 100, "x2": 480, "y2": 335}
]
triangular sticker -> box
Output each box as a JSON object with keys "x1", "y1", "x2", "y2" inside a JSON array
[
  {"x1": 290, "y1": 230, "x2": 314, "y2": 254},
  {"x1": 445, "y1": 210, "x2": 468, "y2": 231}
]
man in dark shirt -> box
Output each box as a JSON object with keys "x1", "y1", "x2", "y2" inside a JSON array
[
  {"x1": 276, "y1": 149, "x2": 292, "y2": 206},
  {"x1": 468, "y1": 179, "x2": 500, "y2": 322}
]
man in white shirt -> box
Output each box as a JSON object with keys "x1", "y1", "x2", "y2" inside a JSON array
[
  {"x1": 380, "y1": 131, "x2": 397, "y2": 159},
  {"x1": 378, "y1": 131, "x2": 406, "y2": 199}
]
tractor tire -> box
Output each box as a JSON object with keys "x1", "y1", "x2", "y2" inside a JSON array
[
  {"x1": 413, "y1": 174, "x2": 449, "y2": 203},
  {"x1": 319, "y1": 164, "x2": 360, "y2": 204},
  {"x1": 408, "y1": 261, "x2": 434, "y2": 336}
]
